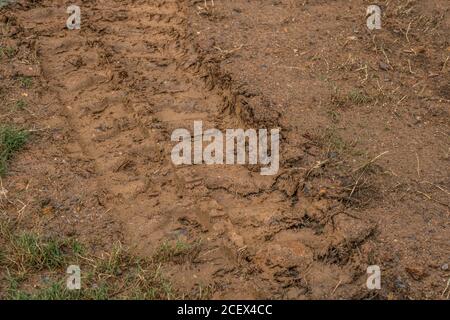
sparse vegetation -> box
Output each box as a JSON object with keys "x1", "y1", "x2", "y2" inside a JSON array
[
  {"x1": 326, "y1": 109, "x2": 341, "y2": 124},
  {"x1": 347, "y1": 89, "x2": 372, "y2": 105},
  {"x1": 17, "y1": 76, "x2": 33, "y2": 89},
  {"x1": 15, "y1": 99, "x2": 27, "y2": 110},
  {"x1": 0, "y1": 125, "x2": 29, "y2": 176},
  {"x1": 11, "y1": 233, "x2": 71, "y2": 271},
  {"x1": 311, "y1": 127, "x2": 351, "y2": 157},
  {"x1": 0, "y1": 46, "x2": 16, "y2": 59},
  {"x1": 331, "y1": 88, "x2": 372, "y2": 108},
  {"x1": 153, "y1": 239, "x2": 201, "y2": 264},
  {"x1": 0, "y1": 218, "x2": 198, "y2": 300}
]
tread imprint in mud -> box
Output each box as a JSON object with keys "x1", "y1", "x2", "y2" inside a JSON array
[{"x1": 9, "y1": 0, "x2": 378, "y2": 298}]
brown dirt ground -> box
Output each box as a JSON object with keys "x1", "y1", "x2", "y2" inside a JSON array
[{"x1": 0, "y1": 0, "x2": 448, "y2": 299}]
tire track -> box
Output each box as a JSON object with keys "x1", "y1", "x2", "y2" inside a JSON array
[{"x1": 14, "y1": 0, "x2": 377, "y2": 298}]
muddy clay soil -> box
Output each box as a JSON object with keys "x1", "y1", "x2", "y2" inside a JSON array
[{"x1": 0, "y1": 0, "x2": 449, "y2": 299}]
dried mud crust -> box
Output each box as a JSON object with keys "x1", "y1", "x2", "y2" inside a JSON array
[{"x1": 0, "y1": 0, "x2": 448, "y2": 299}]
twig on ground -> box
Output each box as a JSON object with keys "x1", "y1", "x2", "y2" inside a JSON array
[{"x1": 353, "y1": 151, "x2": 389, "y2": 173}]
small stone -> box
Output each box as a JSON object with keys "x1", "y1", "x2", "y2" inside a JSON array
[
  {"x1": 379, "y1": 61, "x2": 390, "y2": 71},
  {"x1": 229, "y1": 231, "x2": 244, "y2": 248},
  {"x1": 169, "y1": 228, "x2": 188, "y2": 240},
  {"x1": 209, "y1": 208, "x2": 226, "y2": 218},
  {"x1": 395, "y1": 276, "x2": 407, "y2": 289},
  {"x1": 303, "y1": 183, "x2": 311, "y2": 196},
  {"x1": 327, "y1": 151, "x2": 338, "y2": 159},
  {"x1": 441, "y1": 263, "x2": 449, "y2": 271}
]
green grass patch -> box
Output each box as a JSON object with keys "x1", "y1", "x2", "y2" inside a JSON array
[
  {"x1": 0, "y1": 126, "x2": 29, "y2": 176},
  {"x1": 11, "y1": 233, "x2": 73, "y2": 271},
  {"x1": 15, "y1": 99, "x2": 27, "y2": 110},
  {"x1": 0, "y1": 46, "x2": 16, "y2": 58},
  {"x1": 17, "y1": 76, "x2": 33, "y2": 89},
  {"x1": 0, "y1": 219, "x2": 182, "y2": 300}
]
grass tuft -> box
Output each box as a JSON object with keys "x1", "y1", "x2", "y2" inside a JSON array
[
  {"x1": 0, "y1": 46, "x2": 16, "y2": 59},
  {"x1": 15, "y1": 99, "x2": 27, "y2": 110},
  {"x1": 331, "y1": 88, "x2": 372, "y2": 108},
  {"x1": 17, "y1": 76, "x2": 33, "y2": 89},
  {"x1": 0, "y1": 221, "x2": 184, "y2": 300},
  {"x1": 153, "y1": 240, "x2": 200, "y2": 264},
  {"x1": 347, "y1": 89, "x2": 372, "y2": 105},
  {"x1": 12, "y1": 233, "x2": 70, "y2": 271},
  {"x1": 0, "y1": 126, "x2": 29, "y2": 176}
]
